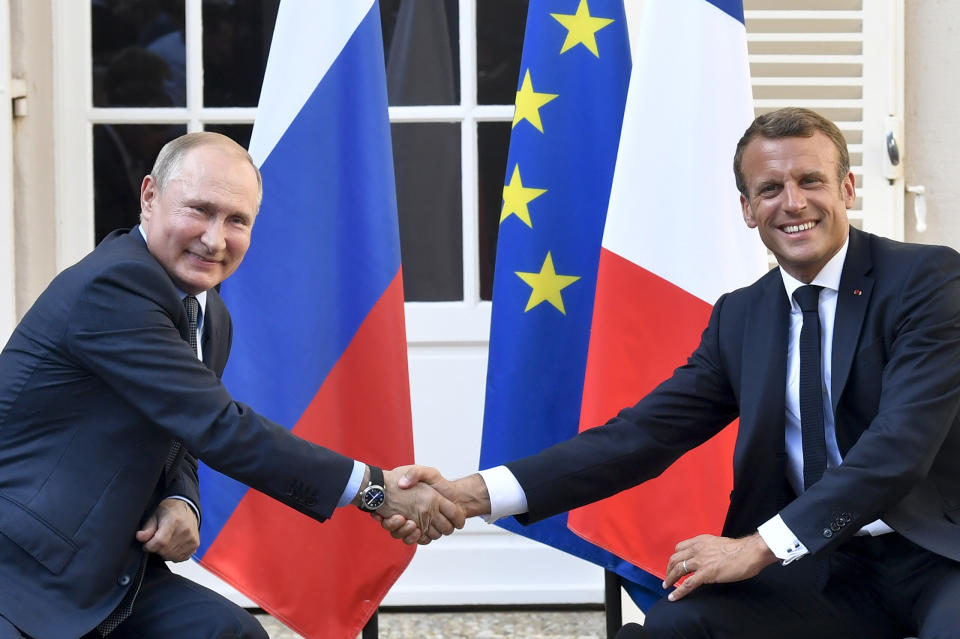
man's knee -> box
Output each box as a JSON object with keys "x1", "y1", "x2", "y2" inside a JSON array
[
  {"x1": 195, "y1": 601, "x2": 268, "y2": 639},
  {"x1": 643, "y1": 597, "x2": 713, "y2": 639},
  {"x1": 222, "y1": 609, "x2": 269, "y2": 639}
]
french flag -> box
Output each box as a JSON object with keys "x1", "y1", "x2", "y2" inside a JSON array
[
  {"x1": 195, "y1": 2, "x2": 415, "y2": 637},
  {"x1": 567, "y1": 0, "x2": 768, "y2": 580}
]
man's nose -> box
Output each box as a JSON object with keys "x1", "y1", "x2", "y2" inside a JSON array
[
  {"x1": 782, "y1": 182, "x2": 806, "y2": 212},
  {"x1": 200, "y1": 219, "x2": 227, "y2": 251}
]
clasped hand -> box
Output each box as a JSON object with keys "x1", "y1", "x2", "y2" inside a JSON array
[
  {"x1": 373, "y1": 466, "x2": 467, "y2": 545},
  {"x1": 376, "y1": 467, "x2": 489, "y2": 545}
]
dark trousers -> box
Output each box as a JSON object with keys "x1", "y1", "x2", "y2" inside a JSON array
[
  {"x1": 104, "y1": 559, "x2": 269, "y2": 639},
  {"x1": 1, "y1": 558, "x2": 268, "y2": 639},
  {"x1": 644, "y1": 533, "x2": 960, "y2": 639}
]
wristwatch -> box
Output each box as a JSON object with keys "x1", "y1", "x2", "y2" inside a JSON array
[{"x1": 357, "y1": 465, "x2": 386, "y2": 512}]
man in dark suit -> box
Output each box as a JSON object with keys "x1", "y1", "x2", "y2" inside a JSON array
[
  {"x1": 0, "y1": 132, "x2": 461, "y2": 639},
  {"x1": 387, "y1": 108, "x2": 960, "y2": 638}
]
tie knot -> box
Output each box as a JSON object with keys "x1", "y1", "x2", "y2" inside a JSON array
[{"x1": 793, "y1": 285, "x2": 823, "y2": 313}]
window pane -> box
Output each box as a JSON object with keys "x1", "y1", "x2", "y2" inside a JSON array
[
  {"x1": 477, "y1": 0, "x2": 527, "y2": 105},
  {"x1": 92, "y1": 0, "x2": 186, "y2": 107},
  {"x1": 204, "y1": 124, "x2": 254, "y2": 151},
  {"x1": 203, "y1": 0, "x2": 280, "y2": 107},
  {"x1": 93, "y1": 124, "x2": 187, "y2": 244},
  {"x1": 381, "y1": 0, "x2": 460, "y2": 106},
  {"x1": 477, "y1": 122, "x2": 512, "y2": 301},
  {"x1": 391, "y1": 123, "x2": 462, "y2": 301}
]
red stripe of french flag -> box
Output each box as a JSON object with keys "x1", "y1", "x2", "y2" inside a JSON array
[{"x1": 567, "y1": 0, "x2": 767, "y2": 578}]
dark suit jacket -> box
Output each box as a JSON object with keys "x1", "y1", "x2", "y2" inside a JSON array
[
  {"x1": 0, "y1": 229, "x2": 355, "y2": 638},
  {"x1": 507, "y1": 227, "x2": 960, "y2": 563}
]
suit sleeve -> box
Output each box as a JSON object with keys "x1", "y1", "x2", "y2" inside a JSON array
[
  {"x1": 64, "y1": 258, "x2": 355, "y2": 522},
  {"x1": 163, "y1": 452, "x2": 201, "y2": 521},
  {"x1": 507, "y1": 294, "x2": 740, "y2": 523},
  {"x1": 780, "y1": 246, "x2": 960, "y2": 554}
]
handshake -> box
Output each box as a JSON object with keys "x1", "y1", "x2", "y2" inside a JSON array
[{"x1": 356, "y1": 466, "x2": 490, "y2": 545}]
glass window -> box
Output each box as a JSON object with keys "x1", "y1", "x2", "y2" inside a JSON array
[
  {"x1": 204, "y1": 124, "x2": 254, "y2": 152},
  {"x1": 477, "y1": 122, "x2": 512, "y2": 301},
  {"x1": 92, "y1": 0, "x2": 186, "y2": 107},
  {"x1": 93, "y1": 123, "x2": 187, "y2": 243},
  {"x1": 477, "y1": 0, "x2": 527, "y2": 105},
  {"x1": 392, "y1": 123, "x2": 463, "y2": 301},
  {"x1": 381, "y1": 0, "x2": 460, "y2": 106},
  {"x1": 202, "y1": 0, "x2": 279, "y2": 107}
]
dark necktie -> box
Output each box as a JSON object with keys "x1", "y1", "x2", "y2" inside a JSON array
[{"x1": 794, "y1": 285, "x2": 827, "y2": 490}]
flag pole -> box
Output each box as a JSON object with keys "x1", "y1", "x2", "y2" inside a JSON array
[
  {"x1": 361, "y1": 611, "x2": 378, "y2": 638},
  {"x1": 604, "y1": 570, "x2": 622, "y2": 639}
]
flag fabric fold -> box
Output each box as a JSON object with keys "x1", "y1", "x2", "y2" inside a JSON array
[
  {"x1": 567, "y1": 0, "x2": 767, "y2": 582},
  {"x1": 195, "y1": 2, "x2": 415, "y2": 637},
  {"x1": 479, "y1": 0, "x2": 668, "y2": 607}
]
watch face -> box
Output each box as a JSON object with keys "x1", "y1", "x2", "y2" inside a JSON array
[{"x1": 363, "y1": 486, "x2": 385, "y2": 511}]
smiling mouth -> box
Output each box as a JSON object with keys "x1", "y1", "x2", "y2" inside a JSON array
[
  {"x1": 783, "y1": 221, "x2": 817, "y2": 234},
  {"x1": 187, "y1": 251, "x2": 219, "y2": 265}
]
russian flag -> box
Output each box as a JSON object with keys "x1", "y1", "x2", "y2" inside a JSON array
[
  {"x1": 567, "y1": 0, "x2": 767, "y2": 582},
  {"x1": 195, "y1": 2, "x2": 415, "y2": 637}
]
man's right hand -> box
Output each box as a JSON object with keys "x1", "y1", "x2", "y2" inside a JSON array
[
  {"x1": 368, "y1": 466, "x2": 466, "y2": 545},
  {"x1": 377, "y1": 468, "x2": 491, "y2": 545}
]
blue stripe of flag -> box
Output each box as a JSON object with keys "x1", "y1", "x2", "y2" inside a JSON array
[{"x1": 704, "y1": 0, "x2": 744, "y2": 24}]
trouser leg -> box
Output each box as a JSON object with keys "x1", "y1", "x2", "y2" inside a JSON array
[
  {"x1": 643, "y1": 550, "x2": 900, "y2": 639},
  {"x1": 109, "y1": 558, "x2": 268, "y2": 639}
]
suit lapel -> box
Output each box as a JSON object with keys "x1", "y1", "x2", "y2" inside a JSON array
[
  {"x1": 831, "y1": 228, "x2": 875, "y2": 416},
  {"x1": 741, "y1": 270, "x2": 791, "y2": 458},
  {"x1": 202, "y1": 289, "x2": 231, "y2": 376}
]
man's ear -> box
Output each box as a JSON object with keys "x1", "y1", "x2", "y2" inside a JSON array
[
  {"x1": 140, "y1": 175, "x2": 157, "y2": 222},
  {"x1": 841, "y1": 171, "x2": 856, "y2": 209},
  {"x1": 740, "y1": 194, "x2": 757, "y2": 228}
]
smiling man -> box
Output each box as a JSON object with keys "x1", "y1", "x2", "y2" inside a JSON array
[
  {"x1": 389, "y1": 108, "x2": 960, "y2": 638},
  {"x1": 0, "y1": 132, "x2": 462, "y2": 639}
]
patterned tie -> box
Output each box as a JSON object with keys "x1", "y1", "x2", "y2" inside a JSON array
[{"x1": 794, "y1": 285, "x2": 827, "y2": 489}]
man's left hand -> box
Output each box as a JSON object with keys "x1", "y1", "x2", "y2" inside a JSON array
[
  {"x1": 136, "y1": 498, "x2": 200, "y2": 562},
  {"x1": 663, "y1": 533, "x2": 777, "y2": 601}
]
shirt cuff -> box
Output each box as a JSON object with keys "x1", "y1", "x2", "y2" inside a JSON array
[
  {"x1": 859, "y1": 519, "x2": 895, "y2": 536},
  {"x1": 337, "y1": 460, "x2": 366, "y2": 508},
  {"x1": 757, "y1": 514, "x2": 808, "y2": 564},
  {"x1": 165, "y1": 495, "x2": 201, "y2": 526},
  {"x1": 478, "y1": 465, "x2": 528, "y2": 523}
]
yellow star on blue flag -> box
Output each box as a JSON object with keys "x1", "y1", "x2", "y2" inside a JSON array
[{"x1": 551, "y1": 0, "x2": 615, "y2": 57}]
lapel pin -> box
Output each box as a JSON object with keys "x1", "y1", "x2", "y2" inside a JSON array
[{"x1": 853, "y1": 289, "x2": 862, "y2": 296}]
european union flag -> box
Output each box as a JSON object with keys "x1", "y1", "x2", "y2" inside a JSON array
[{"x1": 479, "y1": 0, "x2": 664, "y2": 608}]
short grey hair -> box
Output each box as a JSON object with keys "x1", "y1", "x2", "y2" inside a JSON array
[{"x1": 149, "y1": 131, "x2": 263, "y2": 208}]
